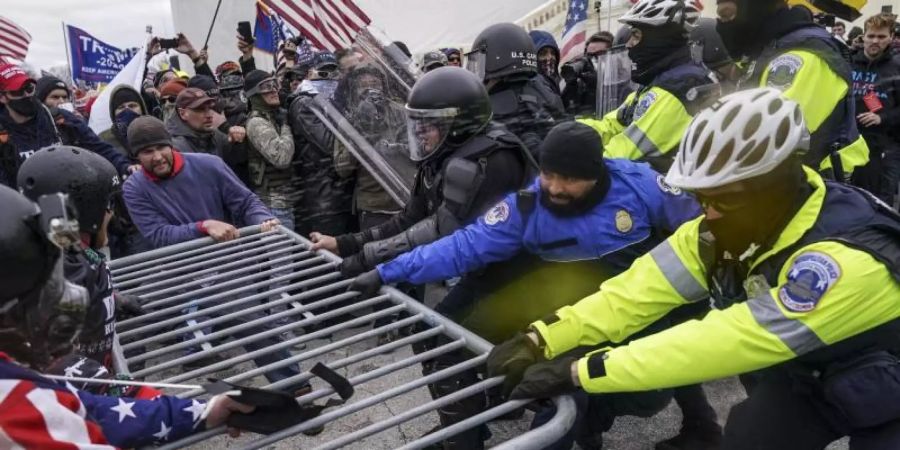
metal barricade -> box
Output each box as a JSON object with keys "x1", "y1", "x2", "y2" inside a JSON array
[{"x1": 109, "y1": 226, "x2": 576, "y2": 449}]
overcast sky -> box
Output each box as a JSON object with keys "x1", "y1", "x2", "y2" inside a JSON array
[{"x1": 7, "y1": 0, "x2": 174, "y2": 70}]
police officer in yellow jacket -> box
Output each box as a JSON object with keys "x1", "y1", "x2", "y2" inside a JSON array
[
  {"x1": 579, "y1": 0, "x2": 717, "y2": 173},
  {"x1": 716, "y1": 0, "x2": 869, "y2": 179},
  {"x1": 488, "y1": 88, "x2": 900, "y2": 449}
]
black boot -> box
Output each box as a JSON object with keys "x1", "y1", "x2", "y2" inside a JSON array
[
  {"x1": 420, "y1": 351, "x2": 488, "y2": 450},
  {"x1": 655, "y1": 420, "x2": 722, "y2": 450}
]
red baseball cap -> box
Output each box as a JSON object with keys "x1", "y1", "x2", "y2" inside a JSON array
[{"x1": 0, "y1": 63, "x2": 35, "y2": 93}]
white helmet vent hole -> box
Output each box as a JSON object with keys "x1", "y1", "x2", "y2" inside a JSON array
[
  {"x1": 722, "y1": 107, "x2": 740, "y2": 131},
  {"x1": 708, "y1": 139, "x2": 735, "y2": 176},
  {"x1": 743, "y1": 113, "x2": 762, "y2": 140},
  {"x1": 768, "y1": 98, "x2": 784, "y2": 115},
  {"x1": 742, "y1": 137, "x2": 769, "y2": 167}
]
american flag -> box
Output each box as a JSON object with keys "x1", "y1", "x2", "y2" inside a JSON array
[
  {"x1": 260, "y1": 0, "x2": 371, "y2": 53},
  {"x1": 0, "y1": 16, "x2": 31, "y2": 61},
  {"x1": 1, "y1": 353, "x2": 206, "y2": 449},
  {"x1": 559, "y1": 0, "x2": 589, "y2": 63}
]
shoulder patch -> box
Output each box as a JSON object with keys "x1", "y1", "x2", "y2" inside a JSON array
[
  {"x1": 656, "y1": 174, "x2": 682, "y2": 195},
  {"x1": 633, "y1": 91, "x2": 658, "y2": 121},
  {"x1": 484, "y1": 201, "x2": 511, "y2": 226},
  {"x1": 777, "y1": 252, "x2": 841, "y2": 313},
  {"x1": 766, "y1": 54, "x2": 804, "y2": 90}
]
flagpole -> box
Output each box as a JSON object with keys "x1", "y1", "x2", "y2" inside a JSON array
[{"x1": 62, "y1": 21, "x2": 74, "y2": 84}]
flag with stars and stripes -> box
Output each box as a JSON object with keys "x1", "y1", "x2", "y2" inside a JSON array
[
  {"x1": 260, "y1": 0, "x2": 371, "y2": 53},
  {"x1": 0, "y1": 353, "x2": 206, "y2": 449},
  {"x1": 559, "y1": 0, "x2": 589, "y2": 63}
]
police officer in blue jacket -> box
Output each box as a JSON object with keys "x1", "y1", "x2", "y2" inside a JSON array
[
  {"x1": 349, "y1": 121, "x2": 702, "y2": 449},
  {"x1": 352, "y1": 121, "x2": 700, "y2": 293}
]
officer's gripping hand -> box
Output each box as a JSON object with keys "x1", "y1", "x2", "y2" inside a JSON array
[
  {"x1": 509, "y1": 356, "x2": 579, "y2": 400},
  {"x1": 340, "y1": 253, "x2": 371, "y2": 278},
  {"x1": 348, "y1": 269, "x2": 383, "y2": 296},
  {"x1": 486, "y1": 333, "x2": 544, "y2": 398}
]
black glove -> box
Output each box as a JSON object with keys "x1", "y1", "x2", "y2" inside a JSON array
[
  {"x1": 339, "y1": 253, "x2": 370, "y2": 278},
  {"x1": 486, "y1": 333, "x2": 544, "y2": 397},
  {"x1": 347, "y1": 269, "x2": 383, "y2": 296},
  {"x1": 115, "y1": 292, "x2": 146, "y2": 320},
  {"x1": 509, "y1": 356, "x2": 579, "y2": 400}
]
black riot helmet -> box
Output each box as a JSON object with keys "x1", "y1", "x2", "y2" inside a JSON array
[
  {"x1": 0, "y1": 185, "x2": 89, "y2": 369},
  {"x1": 691, "y1": 18, "x2": 733, "y2": 71},
  {"x1": 0, "y1": 185, "x2": 55, "y2": 307},
  {"x1": 467, "y1": 23, "x2": 538, "y2": 82},
  {"x1": 405, "y1": 66, "x2": 493, "y2": 161},
  {"x1": 17, "y1": 145, "x2": 120, "y2": 239}
]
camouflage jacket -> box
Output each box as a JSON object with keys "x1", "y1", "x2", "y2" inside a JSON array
[{"x1": 246, "y1": 109, "x2": 297, "y2": 209}]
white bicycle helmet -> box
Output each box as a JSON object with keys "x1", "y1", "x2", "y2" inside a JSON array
[
  {"x1": 665, "y1": 88, "x2": 810, "y2": 190},
  {"x1": 619, "y1": 0, "x2": 704, "y2": 30}
]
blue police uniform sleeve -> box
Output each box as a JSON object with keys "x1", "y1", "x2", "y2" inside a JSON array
[
  {"x1": 62, "y1": 110, "x2": 132, "y2": 175},
  {"x1": 641, "y1": 170, "x2": 702, "y2": 233},
  {"x1": 377, "y1": 194, "x2": 525, "y2": 285},
  {"x1": 77, "y1": 389, "x2": 207, "y2": 448}
]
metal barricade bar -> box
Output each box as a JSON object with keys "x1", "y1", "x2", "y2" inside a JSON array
[{"x1": 110, "y1": 226, "x2": 575, "y2": 449}]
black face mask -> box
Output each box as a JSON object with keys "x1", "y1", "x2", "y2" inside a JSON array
[
  {"x1": 628, "y1": 26, "x2": 689, "y2": 85},
  {"x1": 7, "y1": 96, "x2": 38, "y2": 118},
  {"x1": 716, "y1": 19, "x2": 759, "y2": 60},
  {"x1": 539, "y1": 58, "x2": 559, "y2": 80},
  {"x1": 539, "y1": 176, "x2": 611, "y2": 217},
  {"x1": 703, "y1": 166, "x2": 808, "y2": 257}
]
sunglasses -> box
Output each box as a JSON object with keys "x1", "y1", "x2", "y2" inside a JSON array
[
  {"x1": 696, "y1": 191, "x2": 753, "y2": 214},
  {"x1": 4, "y1": 82, "x2": 36, "y2": 98},
  {"x1": 161, "y1": 96, "x2": 176, "y2": 104}
]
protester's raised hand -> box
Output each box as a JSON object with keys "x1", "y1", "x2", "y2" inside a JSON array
[
  {"x1": 237, "y1": 36, "x2": 254, "y2": 60},
  {"x1": 309, "y1": 232, "x2": 338, "y2": 253},
  {"x1": 175, "y1": 33, "x2": 200, "y2": 60}
]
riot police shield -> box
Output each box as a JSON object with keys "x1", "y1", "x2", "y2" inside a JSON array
[
  {"x1": 309, "y1": 27, "x2": 420, "y2": 207},
  {"x1": 595, "y1": 47, "x2": 635, "y2": 116}
]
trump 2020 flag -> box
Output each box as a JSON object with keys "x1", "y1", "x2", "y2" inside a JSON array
[
  {"x1": 88, "y1": 44, "x2": 146, "y2": 135},
  {"x1": 66, "y1": 24, "x2": 137, "y2": 84}
]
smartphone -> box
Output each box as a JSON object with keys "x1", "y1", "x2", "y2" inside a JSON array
[
  {"x1": 158, "y1": 37, "x2": 179, "y2": 50},
  {"x1": 238, "y1": 21, "x2": 254, "y2": 44}
]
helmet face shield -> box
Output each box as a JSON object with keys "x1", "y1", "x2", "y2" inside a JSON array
[
  {"x1": 405, "y1": 106, "x2": 457, "y2": 161},
  {"x1": 246, "y1": 78, "x2": 278, "y2": 97},
  {"x1": 465, "y1": 49, "x2": 487, "y2": 81}
]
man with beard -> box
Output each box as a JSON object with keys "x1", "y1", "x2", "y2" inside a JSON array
[
  {"x1": 288, "y1": 52, "x2": 355, "y2": 236},
  {"x1": 578, "y1": 0, "x2": 718, "y2": 174},
  {"x1": 346, "y1": 122, "x2": 701, "y2": 449},
  {"x1": 715, "y1": 0, "x2": 869, "y2": 180},
  {"x1": 488, "y1": 88, "x2": 900, "y2": 449}
]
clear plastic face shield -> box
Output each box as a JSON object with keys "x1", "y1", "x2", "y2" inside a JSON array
[
  {"x1": 595, "y1": 46, "x2": 637, "y2": 115},
  {"x1": 465, "y1": 47, "x2": 487, "y2": 81},
  {"x1": 305, "y1": 26, "x2": 422, "y2": 207},
  {"x1": 405, "y1": 106, "x2": 458, "y2": 161}
]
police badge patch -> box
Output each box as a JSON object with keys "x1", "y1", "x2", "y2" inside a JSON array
[
  {"x1": 633, "y1": 91, "x2": 658, "y2": 121},
  {"x1": 484, "y1": 201, "x2": 510, "y2": 226},
  {"x1": 778, "y1": 252, "x2": 841, "y2": 313},
  {"x1": 766, "y1": 54, "x2": 804, "y2": 89},
  {"x1": 615, "y1": 210, "x2": 633, "y2": 233},
  {"x1": 656, "y1": 175, "x2": 682, "y2": 195}
]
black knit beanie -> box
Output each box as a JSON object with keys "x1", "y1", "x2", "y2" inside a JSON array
[
  {"x1": 126, "y1": 116, "x2": 172, "y2": 157},
  {"x1": 539, "y1": 121, "x2": 607, "y2": 180}
]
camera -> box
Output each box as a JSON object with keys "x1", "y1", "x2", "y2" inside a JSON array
[
  {"x1": 561, "y1": 56, "x2": 596, "y2": 83},
  {"x1": 157, "y1": 37, "x2": 179, "y2": 50}
]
